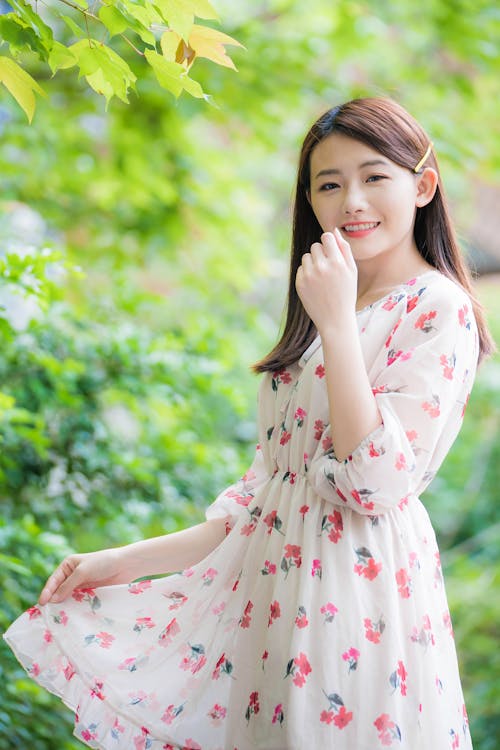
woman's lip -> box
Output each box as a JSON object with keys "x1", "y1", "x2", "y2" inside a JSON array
[{"x1": 341, "y1": 223, "x2": 380, "y2": 238}]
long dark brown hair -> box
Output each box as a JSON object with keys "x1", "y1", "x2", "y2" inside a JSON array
[{"x1": 254, "y1": 97, "x2": 494, "y2": 372}]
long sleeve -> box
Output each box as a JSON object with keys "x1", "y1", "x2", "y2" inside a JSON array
[
  {"x1": 205, "y1": 442, "x2": 270, "y2": 530},
  {"x1": 307, "y1": 284, "x2": 478, "y2": 515}
]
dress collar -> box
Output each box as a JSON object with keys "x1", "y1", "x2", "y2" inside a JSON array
[{"x1": 298, "y1": 335, "x2": 321, "y2": 369}]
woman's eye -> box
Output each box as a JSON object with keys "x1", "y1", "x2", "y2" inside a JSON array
[
  {"x1": 366, "y1": 174, "x2": 386, "y2": 183},
  {"x1": 319, "y1": 182, "x2": 340, "y2": 191}
]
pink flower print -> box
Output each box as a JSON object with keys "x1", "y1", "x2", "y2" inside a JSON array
[
  {"x1": 295, "y1": 605, "x2": 309, "y2": 629},
  {"x1": 389, "y1": 660, "x2": 408, "y2": 696},
  {"x1": 272, "y1": 369, "x2": 292, "y2": 390},
  {"x1": 84, "y1": 631, "x2": 115, "y2": 649},
  {"x1": 240, "y1": 506, "x2": 262, "y2": 536},
  {"x1": 342, "y1": 647, "x2": 359, "y2": 673},
  {"x1": 29, "y1": 662, "x2": 41, "y2": 677},
  {"x1": 414, "y1": 309, "x2": 437, "y2": 333},
  {"x1": 406, "y1": 429, "x2": 418, "y2": 443},
  {"x1": 374, "y1": 713, "x2": 402, "y2": 745},
  {"x1": 435, "y1": 675, "x2": 444, "y2": 695},
  {"x1": 52, "y1": 610, "x2": 68, "y2": 626},
  {"x1": 440, "y1": 353, "x2": 455, "y2": 380},
  {"x1": 272, "y1": 703, "x2": 284, "y2": 726},
  {"x1": 320, "y1": 691, "x2": 353, "y2": 729},
  {"x1": 281, "y1": 544, "x2": 302, "y2": 577},
  {"x1": 387, "y1": 347, "x2": 413, "y2": 366},
  {"x1": 268, "y1": 600, "x2": 281, "y2": 626},
  {"x1": 212, "y1": 601, "x2": 225, "y2": 617},
  {"x1": 450, "y1": 728, "x2": 460, "y2": 749},
  {"x1": 314, "y1": 419, "x2": 325, "y2": 440},
  {"x1": 299, "y1": 503, "x2": 309, "y2": 521},
  {"x1": 239, "y1": 600, "x2": 254, "y2": 629},
  {"x1": 382, "y1": 295, "x2": 399, "y2": 311},
  {"x1": 119, "y1": 656, "x2": 144, "y2": 672},
  {"x1": 128, "y1": 579, "x2": 152, "y2": 595},
  {"x1": 395, "y1": 452, "x2": 408, "y2": 471},
  {"x1": 212, "y1": 652, "x2": 234, "y2": 680},
  {"x1": 368, "y1": 441, "x2": 385, "y2": 458},
  {"x1": 261, "y1": 650, "x2": 269, "y2": 670},
  {"x1": 202, "y1": 567, "x2": 218, "y2": 586},
  {"x1": 181, "y1": 741, "x2": 201, "y2": 750},
  {"x1": 161, "y1": 703, "x2": 184, "y2": 725},
  {"x1": 182, "y1": 567, "x2": 194, "y2": 577},
  {"x1": 179, "y1": 643, "x2": 207, "y2": 674},
  {"x1": 321, "y1": 602, "x2": 338, "y2": 623},
  {"x1": 263, "y1": 509, "x2": 284, "y2": 535},
  {"x1": 158, "y1": 617, "x2": 180, "y2": 647},
  {"x1": 27, "y1": 606, "x2": 42, "y2": 619},
  {"x1": 80, "y1": 725, "x2": 99, "y2": 743},
  {"x1": 63, "y1": 662, "x2": 75, "y2": 681},
  {"x1": 133, "y1": 727, "x2": 152, "y2": 750},
  {"x1": 321, "y1": 510, "x2": 344, "y2": 543},
  {"x1": 408, "y1": 551, "x2": 420, "y2": 570},
  {"x1": 311, "y1": 559, "x2": 322, "y2": 580},
  {"x1": 303, "y1": 452, "x2": 309, "y2": 473},
  {"x1": 443, "y1": 610, "x2": 454, "y2": 638},
  {"x1": 410, "y1": 614, "x2": 435, "y2": 649},
  {"x1": 245, "y1": 691, "x2": 260, "y2": 722},
  {"x1": 462, "y1": 703, "x2": 469, "y2": 733},
  {"x1": 458, "y1": 303, "x2": 471, "y2": 329},
  {"x1": 261, "y1": 559, "x2": 277, "y2": 576},
  {"x1": 72, "y1": 587, "x2": 101, "y2": 612},
  {"x1": 207, "y1": 703, "x2": 227, "y2": 727},
  {"x1": 351, "y1": 488, "x2": 375, "y2": 511},
  {"x1": 422, "y1": 394, "x2": 441, "y2": 418},
  {"x1": 283, "y1": 469, "x2": 297, "y2": 484},
  {"x1": 322, "y1": 434, "x2": 333, "y2": 452},
  {"x1": 385, "y1": 317, "x2": 402, "y2": 349},
  {"x1": 134, "y1": 616, "x2": 155, "y2": 633},
  {"x1": 285, "y1": 652, "x2": 312, "y2": 687},
  {"x1": 395, "y1": 568, "x2": 412, "y2": 599},
  {"x1": 294, "y1": 407, "x2": 307, "y2": 427},
  {"x1": 315, "y1": 363, "x2": 325, "y2": 378},
  {"x1": 111, "y1": 717, "x2": 125, "y2": 739},
  {"x1": 364, "y1": 616, "x2": 385, "y2": 644},
  {"x1": 280, "y1": 429, "x2": 292, "y2": 446},
  {"x1": 354, "y1": 547, "x2": 382, "y2": 581},
  {"x1": 90, "y1": 680, "x2": 105, "y2": 701}
]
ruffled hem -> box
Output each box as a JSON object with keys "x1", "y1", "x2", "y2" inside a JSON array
[{"x1": 4, "y1": 612, "x2": 186, "y2": 750}]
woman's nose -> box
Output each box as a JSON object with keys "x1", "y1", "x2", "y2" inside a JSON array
[{"x1": 341, "y1": 184, "x2": 368, "y2": 214}]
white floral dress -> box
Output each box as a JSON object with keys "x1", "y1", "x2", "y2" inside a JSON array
[{"x1": 4, "y1": 269, "x2": 477, "y2": 750}]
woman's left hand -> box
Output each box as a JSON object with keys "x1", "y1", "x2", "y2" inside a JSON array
[{"x1": 295, "y1": 229, "x2": 357, "y2": 335}]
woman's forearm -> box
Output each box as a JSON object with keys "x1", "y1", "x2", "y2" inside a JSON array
[
  {"x1": 119, "y1": 518, "x2": 228, "y2": 580},
  {"x1": 321, "y1": 316, "x2": 382, "y2": 462}
]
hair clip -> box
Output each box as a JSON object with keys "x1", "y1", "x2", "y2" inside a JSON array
[{"x1": 414, "y1": 142, "x2": 434, "y2": 173}]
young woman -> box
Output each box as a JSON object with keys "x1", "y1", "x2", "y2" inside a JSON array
[{"x1": 4, "y1": 97, "x2": 493, "y2": 749}]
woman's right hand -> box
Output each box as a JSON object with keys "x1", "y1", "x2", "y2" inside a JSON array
[{"x1": 39, "y1": 547, "x2": 132, "y2": 605}]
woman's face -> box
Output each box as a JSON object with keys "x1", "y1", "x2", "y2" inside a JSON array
[{"x1": 308, "y1": 133, "x2": 424, "y2": 267}]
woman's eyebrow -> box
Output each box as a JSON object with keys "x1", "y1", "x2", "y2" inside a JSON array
[{"x1": 314, "y1": 159, "x2": 390, "y2": 179}]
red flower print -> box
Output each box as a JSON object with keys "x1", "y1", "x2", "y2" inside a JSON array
[
  {"x1": 313, "y1": 419, "x2": 325, "y2": 440},
  {"x1": 294, "y1": 652, "x2": 312, "y2": 676},
  {"x1": 374, "y1": 713, "x2": 401, "y2": 745},
  {"x1": 134, "y1": 616, "x2": 155, "y2": 634},
  {"x1": 364, "y1": 616, "x2": 385, "y2": 644},
  {"x1": 280, "y1": 430, "x2": 292, "y2": 446},
  {"x1": 272, "y1": 703, "x2": 284, "y2": 726},
  {"x1": 382, "y1": 295, "x2": 399, "y2": 311},
  {"x1": 179, "y1": 643, "x2": 207, "y2": 674},
  {"x1": 202, "y1": 567, "x2": 218, "y2": 586},
  {"x1": 281, "y1": 544, "x2": 302, "y2": 576},
  {"x1": 212, "y1": 652, "x2": 233, "y2": 680},
  {"x1": 261, "y1": 559, "x2": 277, "y2": 575},
  {"x1": 128, "y1": 580, "x2": 152, "y2": 595},
  {"x1": 351, "y1": 488, "x2": 375, "y2": 511},
  {"x1": 395, "y1": 568, "x2": 411, "y2": 598},
  {"x1": 389, "y1": 660, "x2": 408, "y2": 696},
  {"x1": 158, "y1": 617, "x2": 180, "y2": 647},
  {"x1": 285, "y1": 652, "x2": 312, "y2": 688},
  {"x1": 299, "y1": 504, "x2": 309, "y2": 520},
  {"x1": 405, "y1": 429, "x2": 418, "y2": 443},
  {"x1": 410, "y1": 614, "x2": 435, "y2": 649},
  {"x1": 182, "y1": 741, "x2": 202, "y2": 750},
  {"x1": 458, "y1": 303, "x2": 471, "y2": 329},
  {"x1": 207, "y1": 703, "x2": 227, "y2": 726},
  {"x1": 315, "y1": 363, "x2": 325, "y2": 378},
  {"x1": 406, "y1": 294, "x2": 420, "y2": 312},
  {"x1": 263, "y1": 509, "x2": 284, "y2": 535},
  {"x1": 245, "y1": 691, "x2": 260, "y2": 722},
  {"x1": 414, "y1": 309, "x2": 437, "y2": 332},
  {"x1": 368, "y1": 441, "x2": 384, "y2": 457},
  {"x1": 440, "y1": 353, "x2": 455, "y2": 380},
  {"x1": 271, "y1": 369, "x2": 292, "y2": 391},
  {"x1": 342, "y1": 647, "x2": 359, "y2": 673},
  {"x1": 27, "y1": 606, "x2": 42, "y2": 619},
  {"x1": 320, "y1": 691, "x2": 353, "y2": 730},
  {"x1": 322, "y1": 434, "x2": 333, "y2": 452},
  {"x1": 63, "y1": 662, "x2": 75, "y2": 681},
  {"x1": 261, "y1": 650, "x2": 269, "y2": 669},
  {"x1": 422, "y1": 394, "x2": 441, "y2": 418},
  {"x1": 240, "y1": 505, "x2": 262, "y2": 536},
  {"x1": 239, "y1": 600, "x2": 253, "y2": 629},
  {"x1": 268, "y1": 600, "x2": 281, "y2": 626},
  {"x1": 354, "y1": 547, "x2": 382, "y2": 580},
  {"x1": 294, "y1": 407, "x2": 307, "y2": 426},
  {"x1": 334, "y1": 706, "x2": 353, "y2": 729},
  {"x1": 443, "y1": 609, "x2": 454, "y2": 638},
  {"x1": 321, "y1": 510, "x2": 343, "y2": 543},
  {"x1": 29, "y1": 662, "x2": 41, "y2": 677},
  {"x1": 385, "y1": 318, "x2": 402, "y2": 349},
  {"x1": 295, "y1": 605, "x2": 309, "y2": 629}
]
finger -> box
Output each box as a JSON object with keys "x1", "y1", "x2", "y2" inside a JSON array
[
  {"x1": 299, "y1": 252, "x2": 313, "y2": 272},
  {"x1": 334, "y1": 228, "x2": 356, "y2": 268},
  {"x1": 320, "y1": 231, "x2": 341, "y2": 259},
  {"x1": 39, "y1": 556, "x2": 80, "y2": 605},
  {"x1": 310, "y1": 242, "x2": 327, "y2": 264}
]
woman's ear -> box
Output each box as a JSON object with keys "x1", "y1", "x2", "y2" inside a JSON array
[
  {"x1": 306, "y1": 189, "x2": 311, "y2": 205},
  {"x1": 415, "y1": 167, "x2": 438, "y2": 208}
]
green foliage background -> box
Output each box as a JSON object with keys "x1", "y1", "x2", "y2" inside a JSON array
[{"x1": 1, "y1": 1, "x2": 499, "y2": 748}]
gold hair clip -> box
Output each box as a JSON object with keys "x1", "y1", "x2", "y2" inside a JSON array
[{"x1": 414, "y1": 142, "x2": 433, "y2": 173}]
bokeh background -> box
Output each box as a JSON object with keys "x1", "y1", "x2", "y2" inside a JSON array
[{"x1": 0, "y1": 0, "x2": 499, "y2": 747}]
